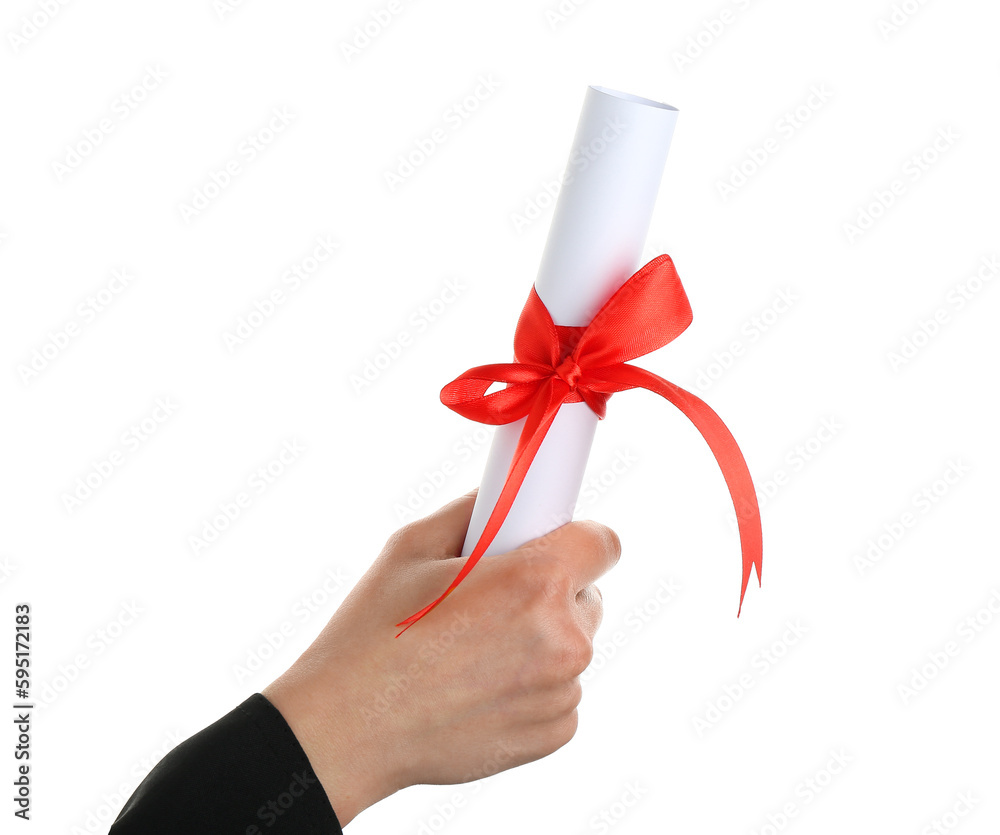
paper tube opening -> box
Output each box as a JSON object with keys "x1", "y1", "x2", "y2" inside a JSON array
[{"x1": 589, "y1": 85, "x2": 678, "y2": 112}]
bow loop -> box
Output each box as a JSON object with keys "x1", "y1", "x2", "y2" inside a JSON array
[
  {"x1": 513, "y1": 289, "x2": 561, "y2": 367},
  {"x1": 398, "y1": 255, "x2": 762, "y2": 634},
  {"x1": 440, "y1": 362, "x2": 554, "y2": 424},
  {"x1": 573, "y1": 254, "x2": 694, "y2": 369}
]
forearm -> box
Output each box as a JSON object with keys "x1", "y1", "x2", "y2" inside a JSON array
[{"x1": 110, "y1": 694, "x2": 343, "y2": 835}]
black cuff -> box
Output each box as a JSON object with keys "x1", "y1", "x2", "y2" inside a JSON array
[{"x1": 110, "y1": 693, "x2": 343, "y2": 834}]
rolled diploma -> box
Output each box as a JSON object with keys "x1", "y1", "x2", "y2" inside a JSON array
[{"x1": 462, "y1": 86, "x2": 679, "y2": 557}]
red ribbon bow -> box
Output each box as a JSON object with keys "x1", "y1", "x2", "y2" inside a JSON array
[{"x1": 396, "y1": 255, "x2": 762, "y2": 634}]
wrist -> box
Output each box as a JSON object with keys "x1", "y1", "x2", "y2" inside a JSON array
[{"x1": 263, "y1": 666, "x2": 401, "y2": 827}]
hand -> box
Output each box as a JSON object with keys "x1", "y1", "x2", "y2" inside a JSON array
[{"x1": 263, "y1": 490, "x2": 621, "y2": 826}]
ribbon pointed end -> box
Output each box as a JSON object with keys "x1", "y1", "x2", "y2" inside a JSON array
[{"x1": 736, "y1": 550, "x2": 764, "y2": 617}]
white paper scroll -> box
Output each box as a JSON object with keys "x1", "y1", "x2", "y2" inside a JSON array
[{"x1": 462, "y1": 86, "x2": 679, "y2": 557}]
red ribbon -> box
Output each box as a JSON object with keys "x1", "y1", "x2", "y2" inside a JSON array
[{"x1": 396, "y1": 255, "x2": 762, "y2": 634}]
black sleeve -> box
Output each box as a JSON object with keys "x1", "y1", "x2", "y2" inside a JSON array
[{"x1": 110, "y1": 693, "x2": 343, "y2": 835}]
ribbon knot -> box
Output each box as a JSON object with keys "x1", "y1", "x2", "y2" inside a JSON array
[
  {"x1": 396, "y1": 254, "x2": 763, "y2": 635},
  {"x1": 555, "y1": 355, "x2": 583, "y2": 390}
]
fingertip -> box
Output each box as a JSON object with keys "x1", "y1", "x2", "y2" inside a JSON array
[
  {"x1": 573, "y1": 520, "x2": 622, "y2": 567},
  {"x1": 526, "y1": 519, "x2": 622, "y2": 591},
  {"x1": 604, "y1": 525, "x2": 622, "y2": 567}
]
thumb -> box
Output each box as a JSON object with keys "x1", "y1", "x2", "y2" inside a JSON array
[{"x1": 391, "y1": 489, "x2": 479, "y2": 560}]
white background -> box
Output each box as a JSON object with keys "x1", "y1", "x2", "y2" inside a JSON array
[{"x1": 2, "y1": 0, "x2": 999, "y2": 833}]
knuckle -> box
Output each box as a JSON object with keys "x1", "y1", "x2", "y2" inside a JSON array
[
  {"x1": 499, "y1": 551, "x2": 548, "y2": 602},
  {"x1": 382, "y1": 525, "x2": 413, "y2": 555},
  {"x1": 548, "y1": 627, "x2": 592, "y2": 677},
  {"x1": 534, "y1": 561, "x2": 575, "y2": 605},
  {"x1": 561, "y1": 679, "x2": 584, "y2": 714},
  {"x1": 386, "y1": 521, "x2": 423, "y2": 554},
  {"x1": 517, "y1": 535, "x2": 548, "y2": 566},
  {"x1": 573, "y1": 635, "x2": 594, "y2": 674},
  {"x1": 540, "y1": 681, "x2": 584, "y2": 722},
  {"x1": 552, "y1": 710, "x2": 579, "y2": 750}
]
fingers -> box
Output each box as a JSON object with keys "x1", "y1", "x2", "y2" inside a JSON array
[
  {"x1": 388, "y1": 489, "x2": 479, "y2": 560},
  {"x1": 574, "y1": 584, "x2": 603, "y2": 637},
  {"x1": 517, "y1": 520, "x2": 622, "y2": 593}
]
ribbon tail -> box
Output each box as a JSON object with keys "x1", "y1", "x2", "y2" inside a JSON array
[
  {"x1": 396, "y1": 382, "x2": 570, "y2": 635},
  {"x1": 592, "y1": 365, "x2": 763, "y2": 614}
]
